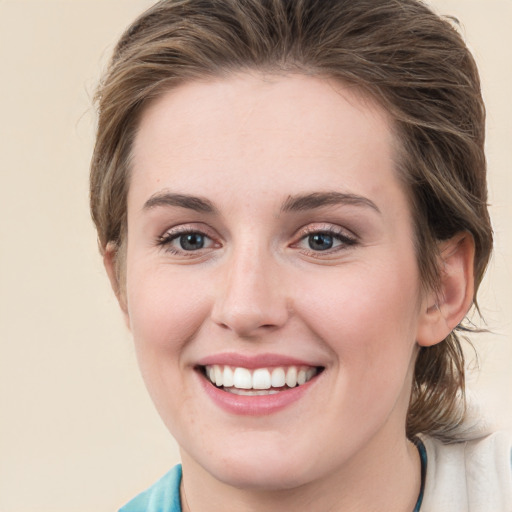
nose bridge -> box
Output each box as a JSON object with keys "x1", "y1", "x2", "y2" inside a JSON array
[{"x1": 212, "y1": 238, "x2": 289, "y2": 336}]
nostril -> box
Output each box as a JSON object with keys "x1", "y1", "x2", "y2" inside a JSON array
[{"x1": 211, "y1": 306, "x2": 288, "y2": 336}]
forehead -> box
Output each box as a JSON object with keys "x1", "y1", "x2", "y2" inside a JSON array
[{"x1": 129, "y1": 73, "x2": 401, "y2": 211}]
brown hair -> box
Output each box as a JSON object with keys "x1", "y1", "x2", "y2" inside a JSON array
[{"x1": 90, "y1": 0, "x2": 492, "y2": 440}]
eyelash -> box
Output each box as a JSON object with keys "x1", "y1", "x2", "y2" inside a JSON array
[
  {"x1": 155, "y1": 225, "x2": 358, "y2": 257},
  {"x1": 156, "y1": 227, "x2": 218, "y2": 256},
  {"x1": 293, "y1": 225, "x2": 358, "y2": 257}
]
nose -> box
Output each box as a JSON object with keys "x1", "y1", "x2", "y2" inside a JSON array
[{"x1": 211, "y1": 245, "x2": 290, "y2": 337}]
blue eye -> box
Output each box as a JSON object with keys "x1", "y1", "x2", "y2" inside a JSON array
[
  {"x1": 179, "y1": 233, "x2": 205, "y2": 251},
  {"x1": 157, "y1": 229, "x2": 216, "y2": 254},
  {"x1": 295, "y1": 227, "x2": 357, "y2": 255},
  {"x1": 308, "y1": 233, "x2": 334, "y2": 251}
]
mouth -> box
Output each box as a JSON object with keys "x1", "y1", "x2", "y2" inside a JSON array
[{"x1": 198, "y1": 364, "x2": 323, "y2": 396}]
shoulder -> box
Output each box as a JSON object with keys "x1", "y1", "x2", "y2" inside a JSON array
[
  {"x1": 419, "y1": 430, "x2": 512, "y2": 511},
  {"x1": 118, "y1": 465, "x2": 182, "y2": 512}
]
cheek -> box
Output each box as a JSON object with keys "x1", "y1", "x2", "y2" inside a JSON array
[
  {"x1": 124, "y1": 266, "x2": 214, "y2": 427},
  {"x1": 295, "y1": 257, "x2": 422, "y2": 369},
  {"x1": 125, "y1": 265, "x2": 214, "y2": 370}
]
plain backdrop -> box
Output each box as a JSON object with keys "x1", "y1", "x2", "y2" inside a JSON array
[{"x1": 0, "y1": 1, "x2": 510, "y2": 511}]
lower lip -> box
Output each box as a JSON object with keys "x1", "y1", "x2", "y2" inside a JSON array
[{"x1": 197, "y1": 370, "x2": 320, "y2": 416}]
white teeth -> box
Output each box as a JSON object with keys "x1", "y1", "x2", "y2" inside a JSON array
[
  {"x1": 214, "y1": 365, "x2": 223, "y2": 386},
  {"x1": 252, "y1": 368, "x2": 271, "y2": 389},
  {"x1": 204, "y1": 364, "x2": 319, "y2": 391},
  {"x1": 223, "y1": 366, "x2": 234, "y2": 387},
  {"x1": 286, "y1": 366, "x2": 298, "y2": 387},
  {"x1": 226, "y1": 388, "x2": 280, "y2": 396},
  {"x1": 233, "y1": 367, "x2": 252, "y2": 389},
  {"x1": 271, "y1": 367, "x2": 286, "y2": 387}
]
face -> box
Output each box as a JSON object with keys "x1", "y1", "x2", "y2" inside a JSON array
[{"x1": 123, "y1": 73, "x2": 428, "y2": 490}]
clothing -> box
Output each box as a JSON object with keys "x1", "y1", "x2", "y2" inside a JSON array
[
  {"x1": 119, "y1": 465, "x2": 182, "y2": 512},
  {"x1": 414, "y1": 438, "x2": 427, "y2": 511},
  {"x1": 118, "y1": 431, "x2": 512, "y2": 512},
  {"x1": 419, "y1": 430, "x2": 512, "y2": 511}
]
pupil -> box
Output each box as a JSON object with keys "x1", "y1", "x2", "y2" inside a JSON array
[
  {"x1": 180, "y1": 233, "x2": 204, "y2": 250},
  {"x1": 309, "y1": 233, "x2": 333, "y2": 251}
]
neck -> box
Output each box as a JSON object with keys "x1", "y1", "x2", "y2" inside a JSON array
[{"x1": 179, "y1": 434, "x2": 421, "y2": 512}]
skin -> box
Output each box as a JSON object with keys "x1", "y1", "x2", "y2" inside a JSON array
[{"x1": 105, "y1": 73, "x2": 474, "y2": 511}]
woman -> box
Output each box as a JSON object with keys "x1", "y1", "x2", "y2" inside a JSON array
[{"x1": 90, "y1": 0, "x2": 511, "y2": 510}]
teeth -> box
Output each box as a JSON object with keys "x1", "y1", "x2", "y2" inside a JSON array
[
  {"x1": 223, "y1": 366, "x2": 234, "y2": 387},
  {"x1": 226, "y1": 388, "x2": 281, "y2": 396},
  {"x1": 252, "y1": 368, "x2": 271, "y2": 390},
  {"x1": 286, "y1": 366, "x2": 297, "y2": 387},
  {"x1": 233, "y1": 367, "x2": 252, "y2": 389},
  {"x1": 204, "y1": 364, "x2": 319, "y2": 391},
  {"x1": 271, "y1": 367, "x2": 286, "y2": 387},
  {"x1": 214, "y1": 365, "x2": 223, "y2": 386}
]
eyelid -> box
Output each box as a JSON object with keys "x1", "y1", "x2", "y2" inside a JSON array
[
  {"x1": 156, "y1": 223, "x2": 221, "y2": 254},
  {"x1": 291, "y1": 222, "x2": 359, "y2": 255},
  {"x1": 295, "y1": 222, "x2": 358, "y2": 242}
]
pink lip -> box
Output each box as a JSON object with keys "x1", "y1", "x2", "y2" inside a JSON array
[
  {"x1": 196, "y1": 352, "x2": 320, "y2": 369},
  {"x1": 195, "y1": 365, "x2": 322, "y2": 416}
]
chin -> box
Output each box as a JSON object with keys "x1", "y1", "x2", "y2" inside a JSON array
[
  {"x1": 212, "y1": 458, "x2": 313, "y2": 491},
  {"x1": 185, "y1": 434, "x2": 323, "y2": 491}
]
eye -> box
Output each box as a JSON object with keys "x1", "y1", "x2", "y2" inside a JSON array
[
  {"x1": 178, "y1": 232, "x2": 207, "y2": 251},
  {"x1": 293, "y1": 225, "x2": 358, "y2": 255},
  {"x1": 307, "y1": 233, "x2": 336, "y2": 251},
  {"x1": 156, "y1": 227, "x2": 218, "y2": 255}
]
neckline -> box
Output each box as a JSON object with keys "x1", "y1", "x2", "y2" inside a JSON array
[{"x1": 177, "y1": 440, "x2": 429, "y2": 512}]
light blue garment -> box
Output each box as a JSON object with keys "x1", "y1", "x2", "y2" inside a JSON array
[{"x1": 119, "y1": 465, "x2": 182, "y2": 512}]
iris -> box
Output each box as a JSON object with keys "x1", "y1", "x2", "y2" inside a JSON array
[
  {"x1": 308, "y1": 233, "x2": 334, "y2": 251},
  {"x1": 180, "y1": 233, "x2": 205, "y2": 250}
]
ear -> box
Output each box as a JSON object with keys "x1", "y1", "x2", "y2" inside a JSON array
[
  {"x1": 103, "y1": 242, "x2": 131, "y2": 329},
  {"x1": 416, "y1": 232, "x2": 475, "y2": 347}
]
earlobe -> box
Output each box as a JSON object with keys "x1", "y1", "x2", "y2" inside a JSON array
[
  {"x1": 416, "y1": 233, "x2": 475, "y2": 347},
  {"x1": 103, "y1": 242, "x2": 131, "y2": 328}
]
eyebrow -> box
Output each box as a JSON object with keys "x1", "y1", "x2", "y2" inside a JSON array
[
  {"x1": 143, "y1": 192, "x2": 218, "y2": 214},
  {"x1": 142, "y1": 190, "x2": 380, "y2": 215},
  {"x1": 281, "y1": 191, "x2": 381, "y2": 214}
]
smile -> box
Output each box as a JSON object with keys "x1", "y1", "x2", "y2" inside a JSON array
[{"x1": 202, "y1": 365, "x2": 321, "y2": 395}]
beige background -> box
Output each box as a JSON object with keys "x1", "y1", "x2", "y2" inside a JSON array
[{"x1": 0, "y1": 1, "x2": 510, "y2": 511}]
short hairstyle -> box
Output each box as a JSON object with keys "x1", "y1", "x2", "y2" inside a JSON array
[{"x1": 90, "y1": 0, "x2": 492, "y2": 441}]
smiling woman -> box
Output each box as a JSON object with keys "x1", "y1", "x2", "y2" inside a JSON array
[{"x1": 89, "y1": 1, "x2": 512, "y2": 511}]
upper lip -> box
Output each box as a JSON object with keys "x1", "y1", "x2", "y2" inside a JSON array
[{"x1": 195, "y1": 352, "x2": 323, "y2": 369}]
